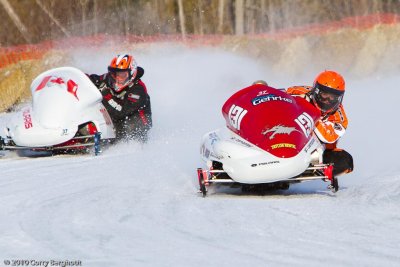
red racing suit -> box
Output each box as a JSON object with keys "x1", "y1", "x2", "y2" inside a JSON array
[{"x1": 88, "y1": 66, "x2": 152, "y2": 142}]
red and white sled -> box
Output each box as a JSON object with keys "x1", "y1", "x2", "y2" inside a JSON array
[{"x1": 197, "y1": 83, "x2": 338, "y2": 196}]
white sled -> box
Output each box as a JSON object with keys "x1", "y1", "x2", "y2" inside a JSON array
[{"x1": 0, "y1": 67, "x2": 116, "y2": 155}]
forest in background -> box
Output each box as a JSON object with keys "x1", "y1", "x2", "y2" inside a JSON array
[{"x1": 1, "y1": 0, "x2": 400, "y2": 46}]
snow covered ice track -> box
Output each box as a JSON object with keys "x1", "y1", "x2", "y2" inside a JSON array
[{"x1": 1, "y1": 45, "x2": 400, "y2": 266}]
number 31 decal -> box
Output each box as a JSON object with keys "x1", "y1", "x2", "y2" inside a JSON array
[
  {"x1": 228, "y1": 104, "x2": 247, "y2": 130},
  {"x1": 295, "y1": 112, "x2": 314, "y2": 137}
]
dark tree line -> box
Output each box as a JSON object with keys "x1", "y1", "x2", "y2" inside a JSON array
[{"x1": 1, "y1": 0, "x2": 400, "y2": 46}]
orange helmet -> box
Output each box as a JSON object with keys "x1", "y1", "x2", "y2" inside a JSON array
[
  {"x1": 312, "y1": 70, "x2": 345, "y2": 114},
  {"x1": 108, "y1": 54, "x2": 138, "y2": 93}
]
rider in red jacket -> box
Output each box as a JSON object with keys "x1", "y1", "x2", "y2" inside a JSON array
[
  {"x1": 88, "y1": 54, "x2": 152, "y2": 142},
  {"x1": 287, "y1": 70, "x2": 353, "y2": 176}
]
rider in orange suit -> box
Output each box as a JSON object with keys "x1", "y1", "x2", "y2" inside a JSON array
[{"x1": 287, "y1": 70, "x2": 353, "y2": 176}]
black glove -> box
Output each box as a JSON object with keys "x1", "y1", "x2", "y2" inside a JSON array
[
  {"x1": 89, "y1": 74, "x2": 110, "y2": 92},
  {"x1": 88, "y1": 74, "x2": 101, "y2": 86},
  {"x1": 0, "y1": 136, "x2": 5, "y2": 150}
]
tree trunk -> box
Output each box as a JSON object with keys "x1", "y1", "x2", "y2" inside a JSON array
[
  {"x1": 93, "y1": 0, "x2": 98, "y2": 35},
  {"x1": 267, "y1": 0, "x2": 276, "y2": 33},
  {"x1": 80, "y1": 0, "x2": 88, "y2": 35},
  {"x1": 260, "y1": 0, "x2": 266, "y2": 33},
  {"x1": 0, "y1": 0, "x2": 32, "y2": 43},
  {"x1": 197, "y1": 0, "x2": 204, "y2": 35},
  {"x1": 36, "y1": 0, "x2": 71, "y2": 37},
  {"x1": 123, "y1": 0, "x2": 129, "y2": 35},
  {"x1": 177, "y1": 0, "x2": 186, "y2": 39},
  {"x1": 246, "y1": 0, "x2": 257, "y2": 34},
  {"x1": 217, "y1": 0, "x2": 225, "y2": 34},
  {"x1": 235, "y1": 0, "x2": 244, "y2": 35}
]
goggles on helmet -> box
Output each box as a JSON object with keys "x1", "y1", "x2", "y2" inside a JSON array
[{"x1": 108, "y1": 68, "x2": 131, "y2": 93}]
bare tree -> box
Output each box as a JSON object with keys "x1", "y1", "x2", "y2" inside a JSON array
[
  {"x1": 217, "y1": 0, "x2": 225, "y2": 33},
  {"x1": 197, "y1": 0, "x2": 204, "y2": 35},
  {"x1": 80, "y1": 0, "x2": 89, "y2": 36},
  {"x1": 259, "y1": 0, "x2": 267, "y2": 33},
  {"x1": 245, "y1": 0, "x2": 258, "y2": 34},
  {"x1": 235, "y1": 0, "x2": 244, "y2": 35},
  {"x1": 2, "y1": 0, "x2": 400, "y2": 46},
  {"x1": 120, "y1": 0, "x2": 130, "y2": 35},
  {"x1": 35, "y1": 0, "x2": 71, "y2": 37},
  {"x1": 0, "y1": 0, "x2": 31, "y2": 43},
  {"x1": 93, "y1": 0, "x2": 98, "y2": 35},
  {"x1": 266, "y1": 0, "x2": 276, "y2": 33},
  {"x1": 177, "y1": 0, "x2": 186, "y2": 39}
]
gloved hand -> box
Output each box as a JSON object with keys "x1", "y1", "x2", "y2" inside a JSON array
[
  {"x1": 0, "y1": 136, "x2": 5, "y2": 150},
  {"x1": 88, "y1": 74, "x2": 103, "y2": 88}
]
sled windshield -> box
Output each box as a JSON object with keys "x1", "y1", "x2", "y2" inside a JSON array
[{"x1": 222, "y1": 84, "x2": 320, "y2": 158}]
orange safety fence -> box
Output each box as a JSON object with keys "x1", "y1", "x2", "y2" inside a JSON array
[
  {"x1": 1, "y1": 13, "x2": 399, "y2": 70},
  {"x1": 255, "y1": 13, "x2": 400, "y2": 39}
]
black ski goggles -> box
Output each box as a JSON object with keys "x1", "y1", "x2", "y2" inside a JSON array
[{"x1": 313, "y1": 83, "x2": 344, "y2": 112}]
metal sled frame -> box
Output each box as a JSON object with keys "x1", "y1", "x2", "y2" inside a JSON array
[
  {"x1": 0, "y1": 132, "x2": 102, "y2": 155},
  {"x1": 197, "y1": 163, "x2": 338, "y2": 197}
]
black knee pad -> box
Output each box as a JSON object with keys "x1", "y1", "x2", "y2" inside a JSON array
[{"x1": 323, "y1": 149, "x2": 354, "y2": 175}]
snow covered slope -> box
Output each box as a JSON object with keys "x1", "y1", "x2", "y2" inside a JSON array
[{"x1": 0, "y1": 44, "x2": 399, "y2": 267}]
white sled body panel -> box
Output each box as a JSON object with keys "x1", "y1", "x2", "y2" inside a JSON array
[{"x1": 200, "y1": 128, "x2": 323, "y2": 184}]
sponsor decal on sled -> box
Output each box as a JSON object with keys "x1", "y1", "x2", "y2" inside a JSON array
[
  {"x1": 100, "y1": 108, "x2": 113, "y2": 125},
  {"x1": 210, "y1": 152, "x2": 223, "y2": 160},
  {"x1": 22, "y1": 109, "x2": 33, "y2": 129},
  {"x1": 251, "y1": 161, "x2": 280, "y2": 167},
  {"x1": 256, "y1": 90, "x2": 270, "y2": 96},
  {"x1": 208, "y1": 132, "x2": 219, "y2": 145},
  {"x1": 303, "y1": 136, "x2": 316, "y2": 153},
  {"x1": 204, "y1": 148, "x2": 210, "y2": 158},
  {"x1": 262, "y1": 125, "x2": 300, "y2": 140},
  {"x1": 252, "y1": 94, "x2": 293, "y2": 106},
  {"x1": 271, "y1": 143, "x2": 296, "y2": 149},
  {"x1": 200, "y1": 144, "x2": 205, "y2": 154},
  {"x1": 230, "y1": 136, "x2": 252, "y2": 147},
  {"x1": 61, "y1": 129, "x2": 69, "y2": 136}
]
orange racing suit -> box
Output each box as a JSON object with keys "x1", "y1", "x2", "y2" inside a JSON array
[{"x1": 287, "y1": 85, "x2": 353, "y2": 175}]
